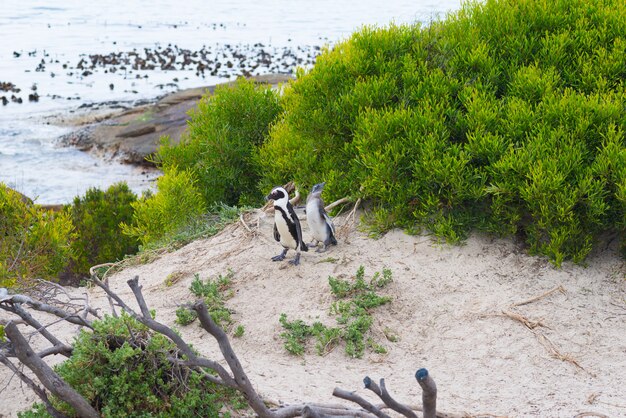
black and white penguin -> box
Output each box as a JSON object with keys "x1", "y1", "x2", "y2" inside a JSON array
[
  {"x1": 305, "y1": 182, "x2": 337, "y2": 252},
  {"x1": 266, "y1": 186, "x2": 308, "y2": 265}
]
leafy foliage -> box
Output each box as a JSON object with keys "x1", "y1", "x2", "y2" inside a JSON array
[
  {"x1": 0, "y1": 183, "x2": 74, "y2": 287},
  {"x1": 279, "y1": 266, "x2": 393, "y2": 358},
  {"x1": 66, "y1": 183, "x2": 139, "y2": 279},
  {"x1": 256, "y1": 0, "x2": 626, "y2": 264},
  {"x1": 19, "y1": 313, "x2": 241, "y2": 417},
  {"x1": 175, "y1": 271, "x2": 236, "y2": 330},
  {"x1": 155, "y1": 78, "x2": 282, "y2": 207},
  {"x1": 121, "y1": 168, "x2": 206, "y2": 247}
]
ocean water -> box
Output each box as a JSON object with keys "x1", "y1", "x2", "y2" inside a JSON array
[{"x1": 0, "y1": 0, "x2": 462, "y2": 204}]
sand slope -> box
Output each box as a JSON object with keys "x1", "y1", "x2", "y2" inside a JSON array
[{"x1": 1, "y1": 208, "x2": 625, "y2": 417}]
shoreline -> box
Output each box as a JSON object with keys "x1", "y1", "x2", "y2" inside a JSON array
[{"x1": 54, "y1": 73, "x2": 293, "y2": 167}]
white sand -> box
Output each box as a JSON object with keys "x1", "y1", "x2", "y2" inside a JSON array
[{"x1": 1, "y1": 208, "x2": 625, "y2": 417}]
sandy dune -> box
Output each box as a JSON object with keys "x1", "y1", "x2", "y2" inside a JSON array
[{"x1": 1, "y1": 208, "x2": 624, "y2": 417}]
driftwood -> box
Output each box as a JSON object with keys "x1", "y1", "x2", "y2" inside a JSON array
[{"x1": 0, "y1": 275, "x2": 485, "y2": 418}]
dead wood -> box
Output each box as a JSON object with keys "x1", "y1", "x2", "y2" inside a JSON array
[
  {"x1": 193, "y1": 299, "x2": 273, "y2": 417},
  {"x1": 0, "y1": 293, "x2": 92, "y2": 328},
  {"x1": 3, "y1": 322, "x2": 99, "y2": 418},
  {"x1": 500, "y1": 310, "x2": 546, "y2": 330},
  {"x1": 325, "y1": 197, "x2": 352, "y2": 212},
  {"x1": 332, "y1": 388, "x2": 390, "y2": 418},
  {"x1": 363, "y1": 376, "x2": 417, "y2": 418},
  {"x1": 511, "y1": 285, "x2": 566, "y2": 307},
  {"x1": 416, "y1": 368, "x2": 437, "y2": 418},
  {"x1": 0, "y1": 352, "x2": 67, "y2": 418}
]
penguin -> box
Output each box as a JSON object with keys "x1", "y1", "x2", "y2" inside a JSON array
[
  {"x1": 266, "y1": 186, "x2": 308, "y2": 265},
  {"x1": 305, "y1": 182, "x2": 337, "y2": 252}
]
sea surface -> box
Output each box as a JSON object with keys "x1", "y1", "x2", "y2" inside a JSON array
[{"x1": 0, "y1": 0, "x2": 462, "y2": 204}]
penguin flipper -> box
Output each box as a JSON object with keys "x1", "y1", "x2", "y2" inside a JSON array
[
  {"x1": 320, "y1": 207, "x2": 336, "y2": 236},
  {"x1": 288, "y1": 202, "x2": 307, "y2": 252},
  {"x1": 273, "y1": 223, "x2": 280, "y2": 242}
]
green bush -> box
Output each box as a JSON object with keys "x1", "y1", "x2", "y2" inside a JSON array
[
  {"x1": 155, "y1": 78, "x2": 282, "y2": 207},
  {"x1": 256, "y1": 0, "x2": 626, "y2": 264},
  {"x1": 66, "y1": 183, "x2": 139, "y2": 279},
  {"x1": 176, "y1": 271, "x2": 235, "y2": 330},
  {"x1": 279, "y1": 266, "x2": 393, "y2": 358},
  {"x1": 121, "y1": 168, "x2": 206, "y2": 247},
  {"x1": 19, "y1": 313, "x2": 234, "y2": 417},
  {"x1": 0, "y1": 183, "x2": 74, "y2": 287}
]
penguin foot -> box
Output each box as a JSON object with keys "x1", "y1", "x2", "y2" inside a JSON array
[
  {"x1": 315, "y1": 245, "x2": 327, "y2": 253},
  {"x1": 308, "y1": 241, "x2": 318, "y2": 248},
  {"x1": 289, "y1": 253, "x2": 301, "y2": 265},
  {"x1": 272, "y1": 249, "x2": 288, "y2": 262}
]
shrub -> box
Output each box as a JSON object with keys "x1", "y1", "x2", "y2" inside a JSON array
[
  {"x1": 19, "y1": 313, "x2": 234, "y2": 417},
  {"x1": 155, "y1": 78, "x2": 282, "y2": 207},
  {"x1": 175, "y1": 271, "x2": 235, "y2": 330},
  {"x1": 279, "y1": 266, "x2": 393, "y2": 358},
  {"x1": 121, "y1": 168, "x2": 206, "y2": 247},
  {"x1": 256, "y1": 0, "x2": 626, "y2": 264},
  {"x1": 0, "y1": 183, "x2": 74, "y2": 287},
  {"x1": 66, "y1": 183, "x2": 139, "y2": 279}
]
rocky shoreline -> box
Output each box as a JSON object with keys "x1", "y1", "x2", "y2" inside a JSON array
[{"x1": 56, "y1": 73, "x2": 293, "y2": 166}]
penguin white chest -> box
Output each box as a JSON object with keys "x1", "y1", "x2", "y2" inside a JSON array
[
  {"x1": 275, "y1": 210, "x2": 297, "y2": 249},
  {"x1": 306, "y1": 200, "x2": 328, "y2": 241}
]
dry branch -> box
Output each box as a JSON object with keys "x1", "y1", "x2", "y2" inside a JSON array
[
  {"x1": 193, "y1": 299, "x2": 273, "y2": 417},
  {"x1": 0, "y1": 293, "x2": 92, "y2": 329},
  {"x1": 333, "y1": 388, "x2": 390, "y2": 418},
  {"x1": 511, "y1": 285, "x2": 566, "y2": 307},
  {"x1": 0, "y1": 352, "x2": 67, "y2": 418},
  {"x1": 363, "y1": 377, "x2": 417, "y2": 418},
  {"x1": 325, "y1": 197, "x2": 351, "y2": 212},
  {"x1": 500, "y1": 310, "x2": 546, "y2": 330},
  {"x1": 416, "y1": 369, "x2": 437, "y2": 418},
  {"x1": 4, "y1": 322, "x2": 99, "y2": 418}
]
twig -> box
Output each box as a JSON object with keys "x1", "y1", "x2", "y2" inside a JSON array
[
  {"x1": 239, "y1": 213, "x2": 254, "y2": 234},
  {"x1": 325, "y1": 197, "x2": 351, "y2": 212},
  {"x1": 0, "y1": 294, "x2": 92, "y2": 328},
  {"x1": 363, "y1": 377, "x2": 417, "y2": 418},
  {"x1": 511, "y1": 285, "x2": 566, "y2": 307},
  {"x1": 573, "y1": 413, "x2": 609, "y2": 418},
  {"x1": 332, "y1": 388, "x2": 390, "y2": 418},
  {"x1": 90, "y1": 274, "x2": 238, "y2": 388},
  {"x1": 500, "y1": 310, "x2": 546, "y2": 330},
  {"x1": 90, "y1": 263, "x2": 118, "y2": 317}
]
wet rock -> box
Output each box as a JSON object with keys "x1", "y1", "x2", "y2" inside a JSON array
[{"x1": 58, "y1": 74, "x2": 294, "y2": 166}]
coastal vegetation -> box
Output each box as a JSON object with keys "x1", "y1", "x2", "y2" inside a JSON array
[
  {"x1": 2, "y1": 0, "x2": 626, "y2": 416},
  {"x1": 2, "y1": 0, "x2": 625, "y2": 290},
  {"x1": 279, "y1": 266, "x2": 393, "y2": 358}
]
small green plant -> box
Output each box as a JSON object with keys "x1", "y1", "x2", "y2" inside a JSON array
[
  {"x1": 279, "y1": 266, "x2": 393, "y2": 358},
  {"x1": 233, "y1": 325, "x2": 245, "y2": 338},
  {"x1": 176, "y1": 271, "x2": 236, "y2": 330},
  {"x1": 164, "y1": 271, "x2": 185, "y2": 287},
  {"x1": 175, "y1": 306, "x2": 198, "y2": 326}
]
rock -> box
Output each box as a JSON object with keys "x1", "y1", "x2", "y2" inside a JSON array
[{"x1": 57, "y1": 74, "x2": 294, "y2": 166}]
